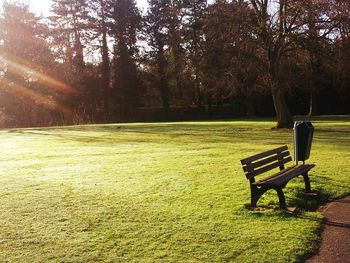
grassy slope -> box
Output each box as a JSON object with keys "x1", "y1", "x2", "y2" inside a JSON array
[{"x1": 0, "y1": 117, "x2": 349, "y2": 262}]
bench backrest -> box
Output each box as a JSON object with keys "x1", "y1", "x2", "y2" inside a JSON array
[{"x1": 240, "y1": 145, "x2": 292, "y2": 181}]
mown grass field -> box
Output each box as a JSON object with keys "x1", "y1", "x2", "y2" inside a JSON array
[{"x1": 0, "y1": 116, "x2": 349, "y2": 262}]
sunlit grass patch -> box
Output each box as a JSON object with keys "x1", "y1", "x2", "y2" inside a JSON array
[{"x1": 0, "y1": 117, "x2": 349, "y2": 262}]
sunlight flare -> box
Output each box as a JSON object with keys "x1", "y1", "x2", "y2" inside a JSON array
[
  {"x1": 1, "y1": 77, "x2": 72, "y2": 115},
  {"x1": 0, "y1": 54, "x2": 79, "y2": 96}
]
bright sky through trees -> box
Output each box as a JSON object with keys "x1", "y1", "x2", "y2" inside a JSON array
[{"x1": 0, "y1": 0, "x2": 149, "y2": 15}]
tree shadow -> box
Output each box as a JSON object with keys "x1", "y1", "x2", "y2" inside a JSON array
[{"x1": 5, "y1": 121, "x2": 348, "y2": 149}]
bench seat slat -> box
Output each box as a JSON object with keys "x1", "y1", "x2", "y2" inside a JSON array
[
  {"x1": 240, "y1": 145, "x2": 288, "y2": 165},
  {"x1": 246, "y1": 156, "x2": 293, "y2": 178},
  {"x1": 243, "y1": 151, "x2": 290, "y2": 172},
  {"x1": 252, "y1": 164, "x2": 315, "y2": 187}
]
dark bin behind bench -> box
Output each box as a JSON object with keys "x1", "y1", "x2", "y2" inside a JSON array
[{"x1": 294, "y1": 121, "x2": 314, "y2": 164}]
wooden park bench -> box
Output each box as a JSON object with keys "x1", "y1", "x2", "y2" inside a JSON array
[{"x1": 240, "y1": 145, "x2": 315, "y2": 209}]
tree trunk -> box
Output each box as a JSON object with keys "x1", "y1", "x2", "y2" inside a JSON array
[
  {"x1": 101, "y1": 27, "x2": 110, "y2": 90},
  {"x1": 176, "y1": 75, "x2": 183, "y2": 106},
  {"x1": 271, "y1": 82, "x2": 293, "y2": 128},
  {"x1": 269, "y1": 60, "x2": 293, "y2": 128},
  {"x1": 308, "y1": 57, "x2": 319, "y2": 116},
  {"x1": 195, "y1": 74, "x2": 202, "y2": 108},
  {"x1": 101, "y1": 26, "x2": 112, "y2": 118},
  {"x1": 245, "y1": 86, "x2": 255, "y2": 117},
  {"x1": 307, "y1": 0, "x2": 318, "y2": 117},
  {"x1": 156, "y1": 37, "x2": 170, "y2": 116},
  {"x1": 159, "y1": 74, "x2": 170, "y2": 116},
  {"x1": 308, "y1": 81, "x2": 317, "y2": 116}
]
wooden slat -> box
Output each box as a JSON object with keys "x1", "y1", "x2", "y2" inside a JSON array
[
  {"x1": 240, "y1": 145, "x2": 288, "y2": 165},
  {"x1": 243, "y1": 151, "x2": 290, "y2": 172},
  {"x1": 256, "y1": 166, "x2": 301, "y2": 186},
  {"x1": 246, "y1": 156, "x2": 293, "y2": 178},
  {"x1": 253, "y1": 163, "x2": 316, "y2": 187},
  {"x1": 252, "y1": 165, "x2": 297, "y2": 184}
]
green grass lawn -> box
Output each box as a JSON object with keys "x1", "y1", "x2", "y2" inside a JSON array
[{"x1": 0, "y1": 116, "x2": 349, "y2": 262}]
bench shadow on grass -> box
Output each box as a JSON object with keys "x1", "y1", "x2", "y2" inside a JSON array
[{"x1": 243, "y1": 173, "x2": 350, "y2": 215}]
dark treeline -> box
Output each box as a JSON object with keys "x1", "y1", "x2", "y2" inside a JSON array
[{"x1": 0, "y1": 0, "x2": 349, "y2": 128}]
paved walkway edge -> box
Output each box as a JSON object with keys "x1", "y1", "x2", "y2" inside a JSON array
[{"x1": 305, "y1": 195, "x2": 350, "y2": 263}]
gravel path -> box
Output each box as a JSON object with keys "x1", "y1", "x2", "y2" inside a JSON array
[{"x1": 306, "y1": 196, "x2": 350, "y2": 263}]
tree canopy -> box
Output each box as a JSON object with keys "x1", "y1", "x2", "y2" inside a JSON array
[{"x1": 0, "y1": 0, "x2": 349, "y2": 128}]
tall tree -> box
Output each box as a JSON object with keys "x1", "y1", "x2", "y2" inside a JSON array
[
  {"x1": 49, "y1": 0, "x2": 97, "y2": 120},
  {"x1": 334, "y1": 0, "x2": 350, "y2": 98},
  {"x1": 201, "y1": 0, "x2": 235, "y2": 109},
  {"x1": 108, "y1": 0, "x2": 142, "y2": 118},
  {"x1": 0, "y1": 2, "x2": 66, "y2": 127},
  {"x1": 302, "y1": 0, "x2": 340, "y2": 116},
  {"x1": 50, "y1": 0, "x2": 90, "y2": 69},
  {"x1": 167, "y1": 0, "x2": 185, "y2": 106},
  {"x1": 249, "y1": 0, "x2": 296, "y2": 128},
  {"x1": 250, "y1": 0, "x2": 342, "y2": 126},
  {"x1": 200, "y1": 0, "x2": 259, "y2": 113},
  {"x1": 145, "y1": 0, "x2": 171, "y2": 114},
  {"x1": 86, "y1": 0, "x2": 113, "y2": 115},
  {"x1": 183, "y1": 0, "x2": 207, "y2": 107}
]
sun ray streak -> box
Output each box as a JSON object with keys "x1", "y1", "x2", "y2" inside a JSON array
[
  {"x1": 1, "y1": 77, "x2": 72, "y2": 115},
  {"x1": 0, "y1": 54, "x2": 80, "y2": 96}
]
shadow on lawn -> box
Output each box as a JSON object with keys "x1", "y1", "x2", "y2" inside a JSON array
[
  {"x1": 6, "y1": 124, "x2": 292, "y2": 146},
  {"x1": 322, "y1": 219, "x2": 350, "y2": 229},
  {"x1": 243, "y1": 175, "x2": 350, "y2": 214},
  {"x1": 244, "y1": 183, "x2": 349, "y2": 219},
  {"x1": 2, "y1": 126, "x2": 337, "y2": 149},
  {"x1": 314, "y1": 175, "x2": 350, "y2": 190},
  {"x1": 6, "y1": 122, "x2": 349, "y2": 148},
  {"x1": 295, "y1": 212, "x2": 350, "y2": 229}
]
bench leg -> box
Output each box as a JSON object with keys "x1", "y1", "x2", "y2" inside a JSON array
[
  {"x1": 276, "y1": 188, "x2": 287, "y2": 209},
  {"x1": 250, "y1": 187, "x2": 265, "y2": 208},
  {"x1": 301, "y1": 172, "x2": 311, "y2": 193}
]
